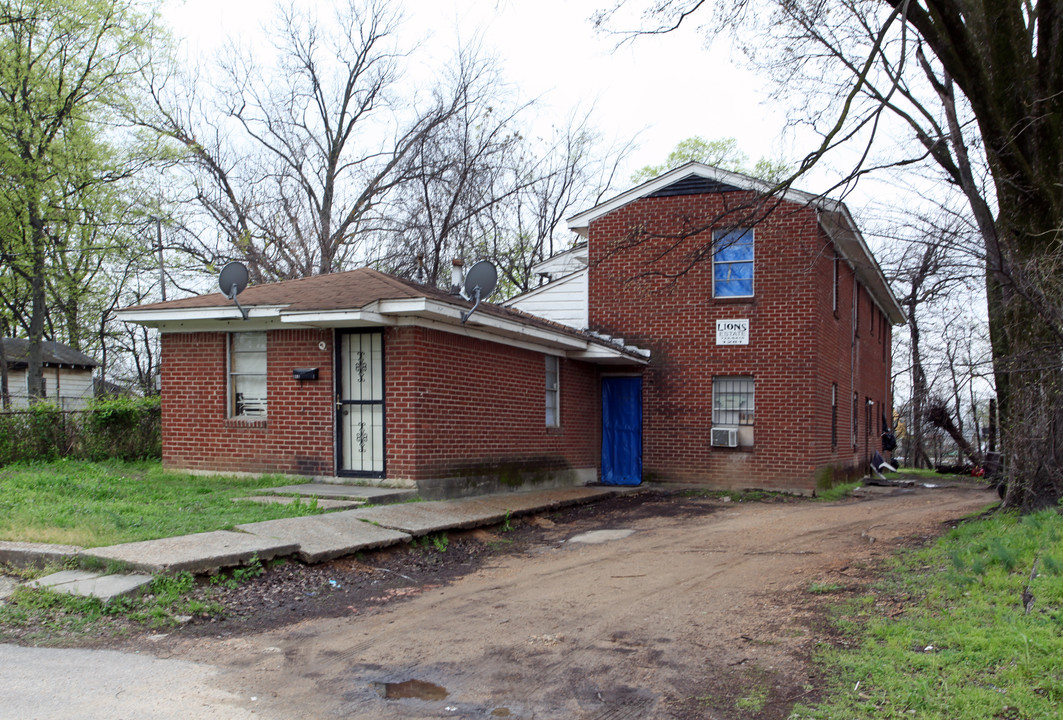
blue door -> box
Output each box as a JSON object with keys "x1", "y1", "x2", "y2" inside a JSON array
[{"x1": 601, "y1": 377, "x2": 642, "y2": 485}]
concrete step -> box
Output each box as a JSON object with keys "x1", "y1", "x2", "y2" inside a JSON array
[
  {"x1": 260, "y1": 483, "x2": 418, "y2": 505},
  {"x1": 29, "y1": 570, "x2": 153, "y2": 602},
  {"x1": 234, "y1": 495, "x2": 365, "y2": 510}
]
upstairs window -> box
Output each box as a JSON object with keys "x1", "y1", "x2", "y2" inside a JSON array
[
  {"x1": 229, "y1": 332, "x2": 267, "y2": 418},
  {"x1": 545, "y1": 355, "x2": 560, "y2": 427},
  {"x1": 713, "y1": 229, "x2": 754, "y2": 298},
  {"x1": 713, "y1": 376, "x2": 755, "y2": 426}
]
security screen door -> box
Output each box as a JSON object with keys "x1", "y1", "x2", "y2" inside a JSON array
[{"x1": 337, "y1": 331, "x2": 385, "y2": 476}]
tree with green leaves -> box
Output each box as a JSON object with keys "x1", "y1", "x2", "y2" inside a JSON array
[
  {"x1": 630, "y1": 136, "x2": 790, "y2": 184},
  {"x1": 0, "y1": 0, "x2": 159, "y2": 403}
]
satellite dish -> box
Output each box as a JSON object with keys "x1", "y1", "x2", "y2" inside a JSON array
[
  {"x1": 218, "y1": 261, "x2": 250, "y2": 321},
  {"x1": 219, "y1": 261, "x2": 249, "y2": 298},
  {"x1": 460, "y1": 260, "x2": 498, "y2": 324}
]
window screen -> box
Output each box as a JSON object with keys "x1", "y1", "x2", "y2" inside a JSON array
[
  {"x1": 713, "y1": 376, "x2": 754, "y2": 426},
  {"x1": 230, "y1": 332, "x2": 267, "y2": 417}
]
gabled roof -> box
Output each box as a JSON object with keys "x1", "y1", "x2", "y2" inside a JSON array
[
  {"x1": 2, "y1": 338, "x2": 99, "y2": 369},
  {"x1": 117, "y1": 267, "x2": 649, "y2": 365},
  {"x1": 566, "y1": 162, "x2": 905, "y2": 325}
]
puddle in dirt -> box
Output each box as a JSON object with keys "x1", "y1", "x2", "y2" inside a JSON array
[{"x1": 372, "y1": 679, "x2": 449, "y2": 701}]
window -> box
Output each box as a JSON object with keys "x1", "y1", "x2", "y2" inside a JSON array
[
  {"x1": 713, "y1": 376, "x2": 754, "y2": 426},
  {"x1": 229, "y1": 332, "x2": 267, "y2": 418},
  {"x1": 713, "y1": 229, "x2": 754, "y2": 298},
  {"x1": 831, "y1": 383, "x2": 838, "y2": 448},
  {"x1": 545, "y1": 355, "x2": 560, "y2": 427}
]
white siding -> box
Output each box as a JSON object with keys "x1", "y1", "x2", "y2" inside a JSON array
[
  {"x1": 507, "y1": 269, "x2": 588, "y2": 330},
  {"x1": 6, "y1": 367, "x2": 95, "y2": 409}
]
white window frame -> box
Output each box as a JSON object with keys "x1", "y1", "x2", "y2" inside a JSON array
[
  {"x1": 712, "y1": 376, "x2": 755, "y2": 427},
  {"x1": 712, "y1": 229, "x2": 755, "y2": 299},
  {"x1": 545, "y1": 355, "x2": 560, "y2": 427},
  {"x1": 228, "y1": 332, "x2": 268, "y2": 418}
]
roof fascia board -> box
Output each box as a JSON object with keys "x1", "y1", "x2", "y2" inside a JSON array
[
  {"x1": 405, "y1": 315, "x2": 647, "y2": 364},
  {"x1": 818, "y1": 209, "x2": 906, "y2": 324},
  {"x1": 115, "y1": 305, "x2": 289, "y2": 325},
  {"x1": 566, "y1": 162, "x2": 823, "y2": 231}
]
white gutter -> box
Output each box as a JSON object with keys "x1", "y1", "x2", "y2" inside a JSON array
[{"x1": 118, "y1": 297, "x2": 648, "y2": 365}]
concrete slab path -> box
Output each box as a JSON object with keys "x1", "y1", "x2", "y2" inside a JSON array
[
  {"x1": 352, "y1": 486, "x2": 618, "y2": 536},
  {"x1": 236, "y1": 512, "x2": 411, "y2": 563},
  {"x1": 261, "y1": 483, "x2": 417, "y2": 504},
  {"x1": 83, "y1": 531, "x2": 299, "y2": 574},
  {"x1": 235, "y1": 495, "x2": 364, "y2": 510},
  {"x1": 0, "y1": 540, "x2": 80, "y2": 569}
]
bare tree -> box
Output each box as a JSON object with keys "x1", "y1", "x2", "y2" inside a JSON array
[
  {"x1": 597, "y1": 0, "x2": 1063, "y2": 508},
  {"x1": 141, "y1": 0, "x2": 473, "y2": 282}
]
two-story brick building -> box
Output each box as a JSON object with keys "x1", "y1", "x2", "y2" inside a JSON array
[
  {"x1": 119, "y1": 162, "x2": 902, "y2": 496},
  {"x1": 509, "y1": 162, "x2": 904, "y2": 490}
]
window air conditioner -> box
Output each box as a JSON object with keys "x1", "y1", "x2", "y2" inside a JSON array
[{"x1": 710, "y1": 428, "x2": 738, "y2": 448}]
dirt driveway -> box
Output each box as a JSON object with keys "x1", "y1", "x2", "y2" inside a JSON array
[{"x1": 130, "y1": 483, "x2": 991, "y2": 720}]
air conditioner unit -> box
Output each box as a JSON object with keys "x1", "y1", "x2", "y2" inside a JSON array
[{"x1": 710, "y1": 428, "x2": 738, "y2": 448}]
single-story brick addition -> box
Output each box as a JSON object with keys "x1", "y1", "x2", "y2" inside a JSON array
[{"x1": 119, "y1": 162, "x2": 903, "y2": 496}]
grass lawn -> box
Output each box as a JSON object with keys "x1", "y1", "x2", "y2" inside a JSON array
[
  {"x1": 0, "y1": 459, "x2": 328, "y2": 548},
  {"x1": 791, "y1": 506, "x2": 1063, "y2": 719}
]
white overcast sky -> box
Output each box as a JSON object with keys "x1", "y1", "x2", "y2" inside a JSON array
[{"x1": 162, "y1": 0, "x2": 811, "y2": 186}]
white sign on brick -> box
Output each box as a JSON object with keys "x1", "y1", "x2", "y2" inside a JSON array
[{"x1": 716, "y1": 318, "x2": 749, "y2": 345}]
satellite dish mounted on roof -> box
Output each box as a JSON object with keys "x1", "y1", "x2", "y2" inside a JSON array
[
  {"x1": 218, "y1": 261, "x2": 251, "y2": 321},
  {"x1": 460, "y1": 260, "x2": 498, "y2": 324}
]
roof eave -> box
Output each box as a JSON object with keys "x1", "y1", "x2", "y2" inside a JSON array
[
  {"x1": 566, "y1": 161, "x2": 824, "y2": 232},
  {"x1": 817, "y1": 208, "x2": 906, "y2": 325}
]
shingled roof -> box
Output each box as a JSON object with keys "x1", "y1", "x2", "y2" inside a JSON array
[
  {"x1": 2, "y1": 338, "x2": 98, "y2": 369},
  {"x1": 118, "y1": 267, "x2": 650, "y2": 365},
  {"x1": 128, "y1": 267, "x2": 437, "y2": 313}
]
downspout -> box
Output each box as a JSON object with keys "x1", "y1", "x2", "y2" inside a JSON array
[{"x1": 851, "y1": 274, "x2": 858, "y2": 464}]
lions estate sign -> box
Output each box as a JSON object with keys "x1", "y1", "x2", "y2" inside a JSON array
[{"x1": 715, "y1": 319, "x2": 749, "y2": 346}]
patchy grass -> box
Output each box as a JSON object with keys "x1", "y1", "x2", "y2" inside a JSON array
[
  {"x1": 791, "y1": 508, "x2": 1063, "y2": 719},
  {"x1": 0, "y1": 563, "x2": 244, "y2": 641},
  {"x1": 815, "y1": 482, "x2": 862, "y2": 502},
  {"x1": 0, "y1": 459, "x2": 327, "y2": 547}
]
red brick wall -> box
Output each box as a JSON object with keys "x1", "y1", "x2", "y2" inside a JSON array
[
  {"x1": 587, "y1": 191, "x2": 892, "y2": 492},
  {"x1": 161, "y1": 326, "x2": 602, "y2": 491},
  {"x1": 384, "y1": 326, "x2": 600, "y2": 491},
  {"x1": 160, "y1": 329, "x2": 335, "y2": 475}
]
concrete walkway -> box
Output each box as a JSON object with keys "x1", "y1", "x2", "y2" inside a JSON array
[{"x1": 1, "y1": 485, "x2": 633, "y2": 602}]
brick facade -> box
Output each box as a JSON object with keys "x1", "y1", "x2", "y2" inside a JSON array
[
  {"x1": 384, "y1": 327, "x2": 600, "y2": 495},
  {"x1": 160, "y1": 326, "x2": 602, "y2": 495},
  {"x1": 161, "y1": 329, "x2": 335, "y2": 476},
  {"x1": 586, "y1": 190, "x2": 892, "y2": 492}
]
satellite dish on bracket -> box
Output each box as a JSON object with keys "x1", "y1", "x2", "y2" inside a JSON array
[
  {"x1": 218, "y1": 261, "x2": 250, "y2": 321},
  {"x1": 460, "y1": 260, "x2": 498, "y2": 324}
]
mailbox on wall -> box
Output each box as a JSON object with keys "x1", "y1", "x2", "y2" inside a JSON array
[{"x1": 292, "y1": 367, "x2": 319, "y2": 381}]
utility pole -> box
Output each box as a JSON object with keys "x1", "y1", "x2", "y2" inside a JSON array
[{"x1": 156, "y1": 217, "x2": 166, "y2": 302}]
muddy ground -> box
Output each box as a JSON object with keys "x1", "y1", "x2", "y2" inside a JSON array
[{"x1": 5, "y1": 482, "x2": 995, "y2": 719}]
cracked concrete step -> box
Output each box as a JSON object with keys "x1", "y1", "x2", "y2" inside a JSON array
[
  {"x1": 29, "y1": 570, "x2": 153, "y2": 602},
  {"x1": 236, "y1": 513, "x2": 411, "y2": 563},
  {"x1": 234, "y1": 495, "x2": 365, "y2": 510},
  {"x1": 82, "y1": 531, "x2": 299, "y2": 574},
  {"x1": 0, "y1": 540, "x2": 81, "y2": 569},
  {"x1": 260, "y1": 483, "x2": 418, "y2": 505}
]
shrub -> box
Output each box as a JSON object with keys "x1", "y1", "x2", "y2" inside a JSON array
[{"x1": 0, "y1": 396, "x2": 160, "y2": 466}]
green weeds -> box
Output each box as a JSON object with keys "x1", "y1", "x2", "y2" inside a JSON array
[
  {"x1": 0, "y1": 459, "x2": 327, "y2": 547},
  {"x1": 792, "y1": 507, "x2": 1063, "y2": 719}
]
